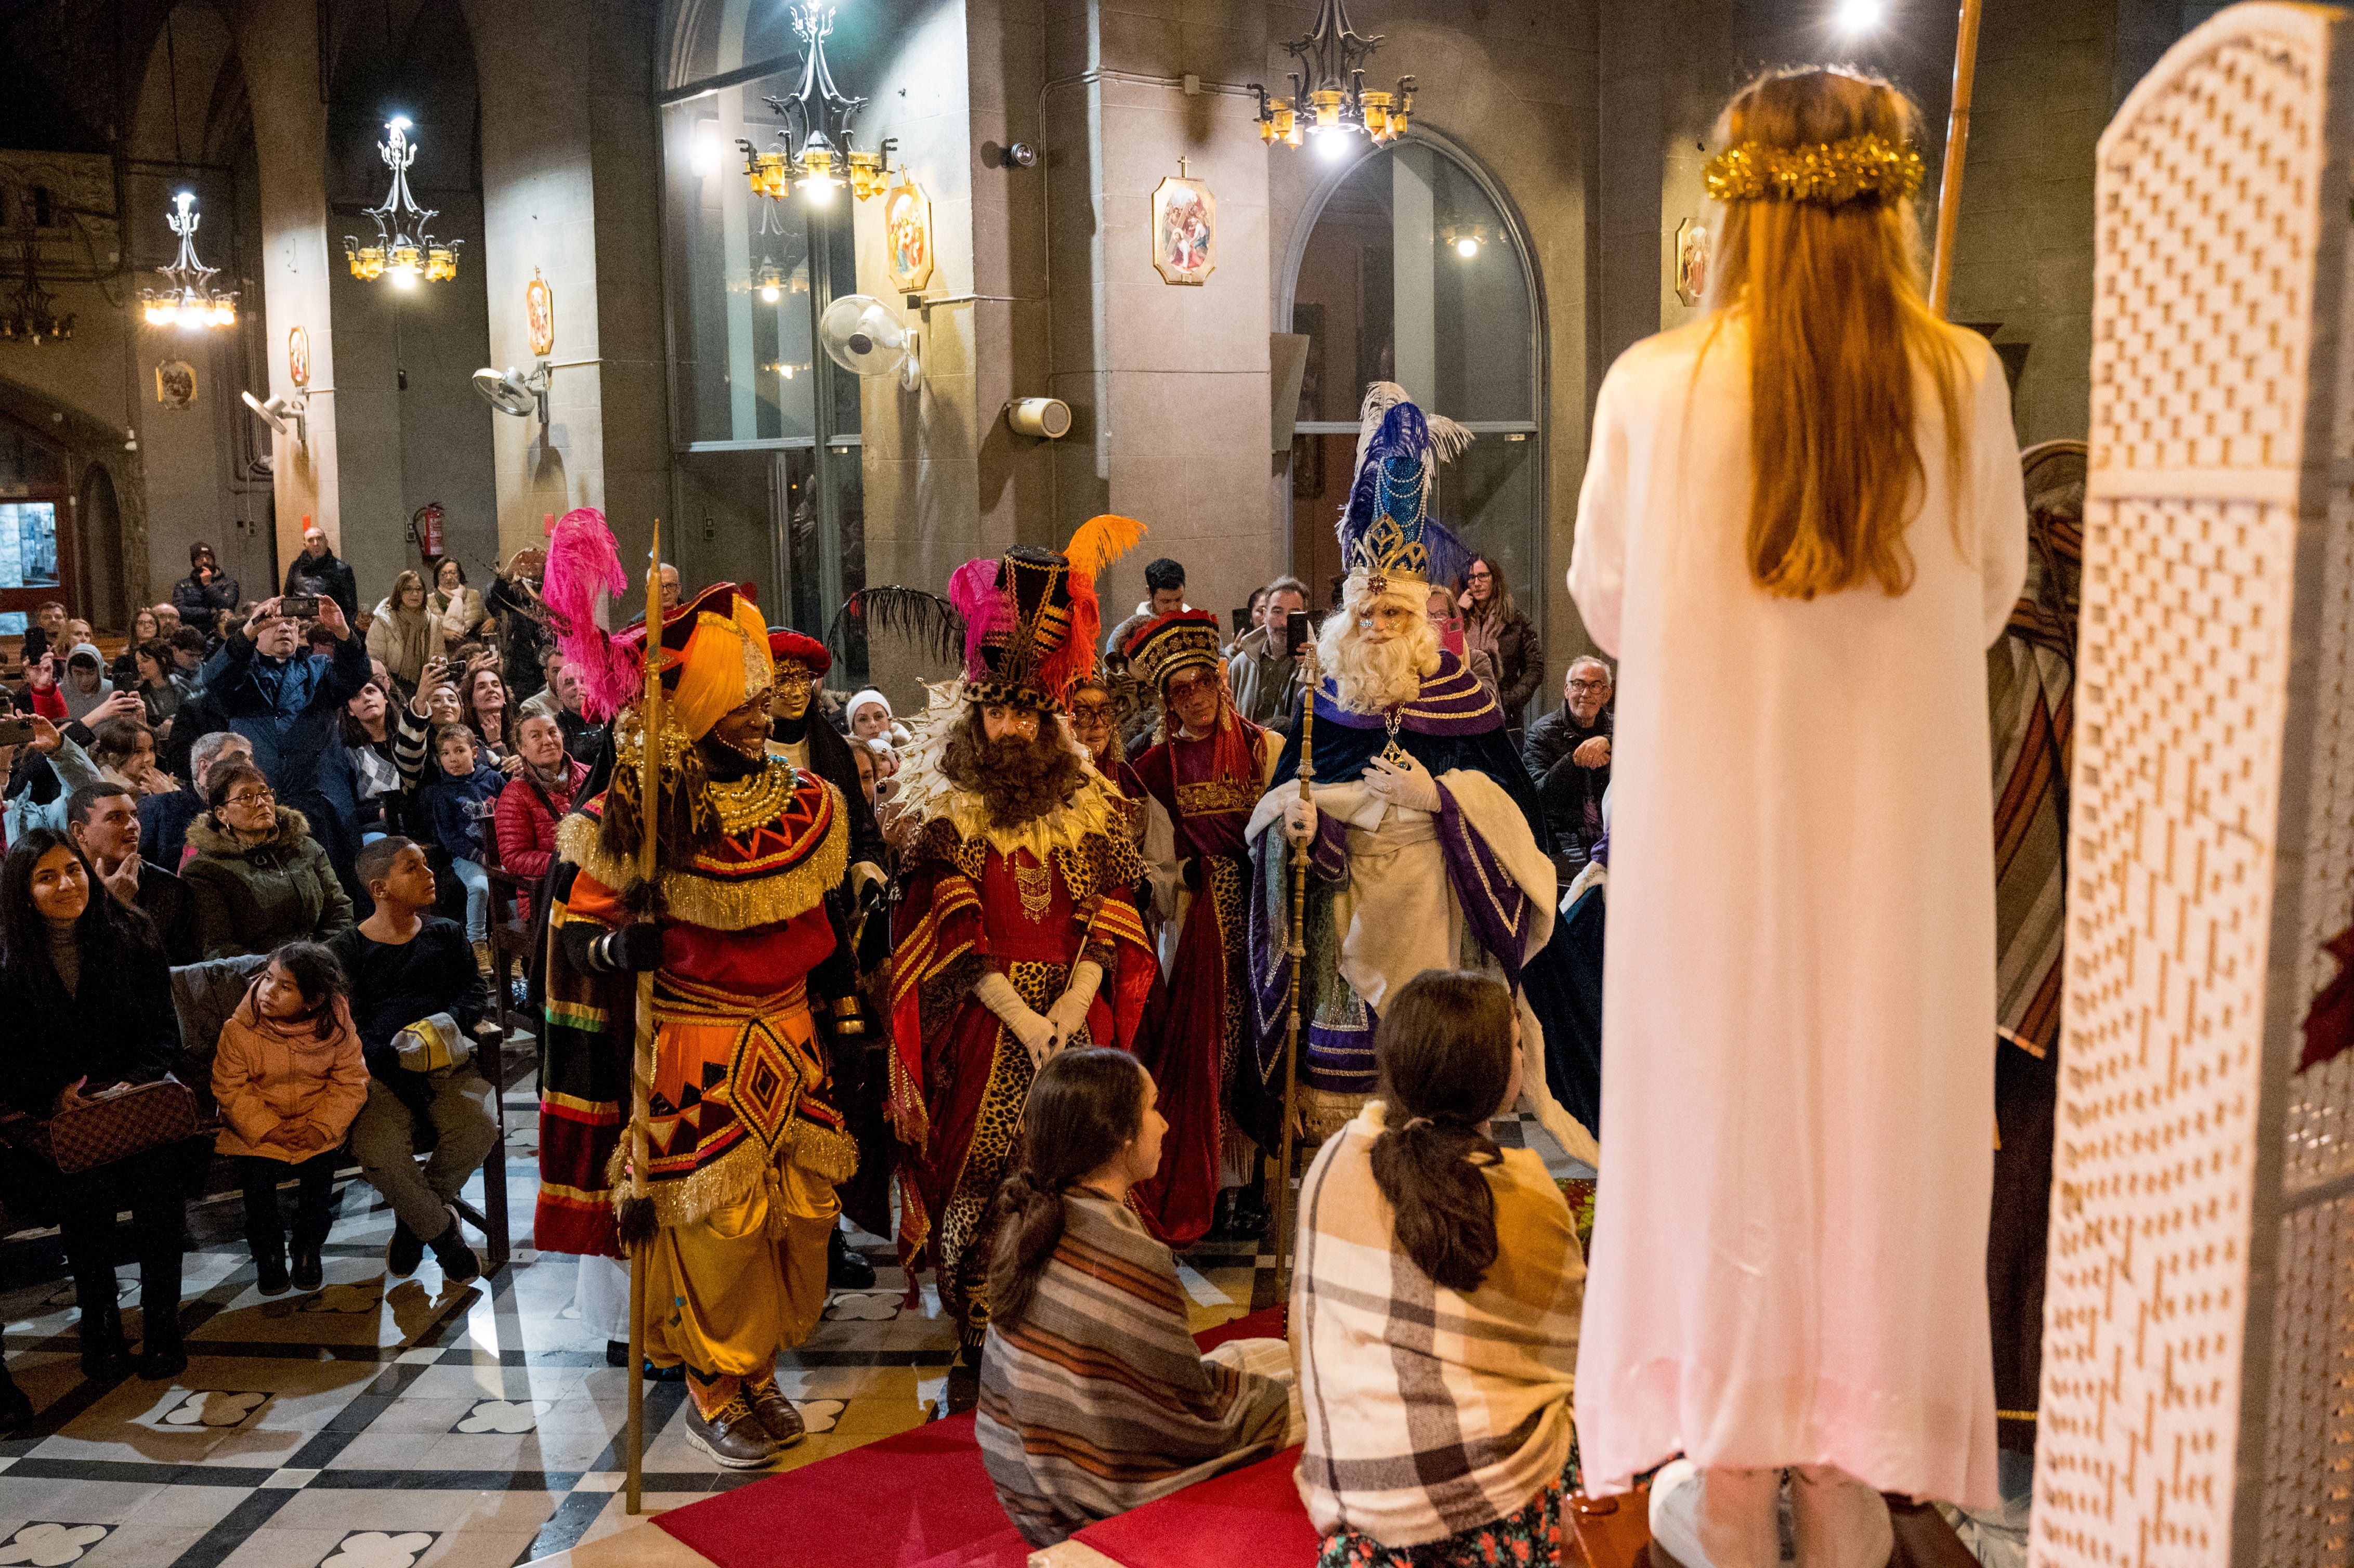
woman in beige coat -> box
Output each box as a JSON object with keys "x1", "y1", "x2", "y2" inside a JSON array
[
  {"x1": 213, "y1": 942, "x2": 369, "y2": 1295},
  {"x1": 367, "y1": 570, "x2": 445, "y2": 691}
]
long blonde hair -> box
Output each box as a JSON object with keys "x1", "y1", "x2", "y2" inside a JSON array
[{"x1": 1703, "y1": 67, "x2": 1965, "y2": 600}]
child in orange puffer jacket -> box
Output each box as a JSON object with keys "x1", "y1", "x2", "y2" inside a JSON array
[{"x1": 213, "y1": 942, "x2": 369, "y2": 1296}]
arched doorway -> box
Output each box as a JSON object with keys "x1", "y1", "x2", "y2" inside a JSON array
[
  {"x1": 0, "y1": 415, "x2": 72, "y2": 636},
  {"x1": 1283, "y1": 138, "x2": 1543, "y2": 684}
]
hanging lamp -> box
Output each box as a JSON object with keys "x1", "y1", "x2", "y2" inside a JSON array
[
  {"x1": 738, "y1": 1, "x2": 896, "y2": 204},
  {"x1": 1252, "y1": 0, "x2": 1414, "y2": 153},
  {"x1": 344, "y1": 117, "x2": 461, "y2": 286}
]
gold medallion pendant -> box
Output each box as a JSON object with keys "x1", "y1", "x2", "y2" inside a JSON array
[{"x1": 1014, "y1": 858, "x2": 1054, "y2": 923}]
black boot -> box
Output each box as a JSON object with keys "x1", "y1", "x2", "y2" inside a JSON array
[
  {"x1": 425, "y1": 1212, "x2": 481, "y2": 1284},
  {"x1": 254, "y1": 1243, "x2": 290, "y2": 1297},
  {"x1": 0, "y1": 1361, "x2": 32, "y2": 1431},
  {"x1": 136, "y1": 1310, "x2": 186, "y2": 1382},
  {"x1": 386, "y1": 1217, "x2": 425, "y2": 1278},
  {"x1": 1226, "y1": 1185, "x2": 1270, "y2": 1242},
  {"x1": 827, "y1": 1228, "x2": 876, "y2": 1290},
  {"x1": 78, "y1": 1299, "x2": 130, "y2": 1380},
  {"x1": 290, "y1": 1247, "x2": 323, "y2": 1294}
]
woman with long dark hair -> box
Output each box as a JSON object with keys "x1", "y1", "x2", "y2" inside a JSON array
[
  {"x1": 0, "y1": 830, "x2": 194, "y2": 1380},
  {"x1": 1293, "y1": 970, "x2": 1583, "y2": 1566},
  {"x1": 976, "y1": 1049, "x2": 1291, "y2": 1547},
  {"x1": 1455, "y1": 556, "x2": 1542, "y2": 735},
  {"x1": 1568, "y1": 65, "x2": 2024, "y2": 1560}
]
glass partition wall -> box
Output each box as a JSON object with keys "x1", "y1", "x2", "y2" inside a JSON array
[
  {"x1": 1287, "y1": 140, "x2": 1542, "y2": 714},
  {"x1": 660, "y1": 44, "x2": 866, "y2": 683}
]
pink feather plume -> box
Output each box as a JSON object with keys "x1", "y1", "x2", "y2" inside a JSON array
[
  {"x1": 947, "y1": 557, "x2": 1012, "y2": 685},
  {"x1": 541, "y1": 507, "x2": 639, "y2": 723}
]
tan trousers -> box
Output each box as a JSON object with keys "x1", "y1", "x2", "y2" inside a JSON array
[{"x1": 642, "y1": 1158, "x2": 837, "y2": 1415}]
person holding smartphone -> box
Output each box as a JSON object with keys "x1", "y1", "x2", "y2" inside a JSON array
[{"x1": 1223, "y1": 576, "x2": 1310, "y2": 736}]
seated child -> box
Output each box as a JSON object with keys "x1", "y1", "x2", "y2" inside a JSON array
[
  {"x1": 329, "y1": 837, "x2": 495, "y2": 1285},
  {"x1": 1293, "y1": 970, "x2": 1586, "y2": 1566},
  {"x1": 211, "y1": 941, "x2": 369, "y2": 1295},
  {"x1": 421, "y1": 724, "x2": 505, "y2": 958},
  {"x1": 976, "y1": 1048, "x2": 1296, "y2": 1547}
]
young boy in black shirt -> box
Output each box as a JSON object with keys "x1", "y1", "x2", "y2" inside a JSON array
[{"x1": 330, "y1": 837, "x2": 498, "y2": 1282}]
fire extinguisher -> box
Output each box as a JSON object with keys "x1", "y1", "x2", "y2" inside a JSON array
[{"x1": 411, "y1": 501, "x2": 445, "y2": 564}]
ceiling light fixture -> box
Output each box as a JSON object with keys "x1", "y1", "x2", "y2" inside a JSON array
[
  {"x1": 1252, "y1": 0, "x2": 1414, "y2": 152},
  {"x1": 141, "y1": 192, "x2": 238, "y2": 328},
  {"x1": 740, "y1": 2, "x2": 896, "y2": 204},
  {"x1": 345, "y1": 118, "x2": 461, "y2": 284}
]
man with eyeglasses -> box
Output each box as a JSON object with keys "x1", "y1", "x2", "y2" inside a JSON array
[
  {"x1": 1122, "y1": 609, "x2": 1286, "y2": 1245},
  {"x1": 1523, "y1": 657, "x2": 1614, "y2": 869}
]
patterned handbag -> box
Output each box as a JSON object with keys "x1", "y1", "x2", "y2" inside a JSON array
[{"x1": 24, "y1": 1077, "x2": 199, "y2": 1175}]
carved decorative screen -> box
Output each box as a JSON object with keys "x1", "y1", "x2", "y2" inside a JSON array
[{"x1": 2039, "y1": 6, "x2": 2353, "y2": 1566}]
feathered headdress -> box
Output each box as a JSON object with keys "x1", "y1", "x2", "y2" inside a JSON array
[
  {"x1": 1339, "y1": 383, "x2": 1472, "y2": 596},
  {"x1": 943, "y1": 516, "x2": 1145, "y2": 711},
  {"x1": 540, "y1": 507, "x2": 637, "y2": 722}
]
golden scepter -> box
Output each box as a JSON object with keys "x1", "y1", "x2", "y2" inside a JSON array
[
  {"x1": 1270, "y1": 641, "x2": 1317, "y2": 1299},
  {"x1": 624, "y1": 520, "x2": 664, "y2": 1516},
  {"x1": 1928, "y1": 0, "x2": 1985, "y2": 317}
]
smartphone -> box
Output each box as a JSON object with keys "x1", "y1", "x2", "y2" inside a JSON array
[
  {"x1": 0, "y1": 716, "x2": 34, "y2": 748},
  {"x1": 280, "y1": 594, "x2": 320, "y2": 618},
  {"x1": 1232, "y1": 606, "x2": 1253, "y2": 637},
  {"x1": 1285, "y1": 609, "x2": 1312, "y2": 657}
]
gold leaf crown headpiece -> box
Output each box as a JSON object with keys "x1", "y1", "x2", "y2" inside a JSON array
[{"x1": 1702, "y1": 132, "x2": 1925, "y2": 206}]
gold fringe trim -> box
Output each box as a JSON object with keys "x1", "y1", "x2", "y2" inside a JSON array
[
  {"x1": 787, "y1": 1119, "x2": 860, "y2": 1185},
  {"x1": 899, "y1": 766, "x2": 1126, "y2": 864},
  {"x1": 557, "y1": 801, "x2": 847, "y2": 932}
]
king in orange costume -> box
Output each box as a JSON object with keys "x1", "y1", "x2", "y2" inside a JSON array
[{"x1": 538, "y1": 581, "x2": 861, "y2": 1471}]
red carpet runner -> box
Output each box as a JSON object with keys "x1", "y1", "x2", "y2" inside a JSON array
[{"x1": 654, "y1": 1309, "x2": 1294, "y2": 1568}]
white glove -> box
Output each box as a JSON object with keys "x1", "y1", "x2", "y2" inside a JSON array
[
  {"x1": 974, "y1": 969, "x2": 1058, "y2": 1065},
  {"x1": 1280, "y1": 778, "x2": 1319, "y2": 844},
  {"x1": 1044, "y1": 960, "x2": 1104, "y2": 1048},
  {"x1": 1365, "y1": 752, "x2": 1442, "y2": 814}
]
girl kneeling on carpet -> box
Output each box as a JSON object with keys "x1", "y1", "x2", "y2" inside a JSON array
[
  {"x1": 213, "y1": 940, "x2": 370, "y2": 1296},
  {"x1": 1293, "y1": 970, "x2": 1587, "y2": 1567},
  {"x1": 976, "y1": 1048, "x2": 1297, "y2": 1548}
]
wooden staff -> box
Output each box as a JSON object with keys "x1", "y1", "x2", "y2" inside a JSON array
[
  {"x1": 624, "y1": 520, "x2": 665, "y2": 1516},
  {"x1": 1270, "y1": 642, "x2": 1318, "y2": 1300},
  {"x1": 1928, "y1": 0, "x2": 1985, "y2": 318}
]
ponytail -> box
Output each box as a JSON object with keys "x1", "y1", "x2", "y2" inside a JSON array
[
  {"x1": 984, "y1": 1047, "x2": 1148, "y2": 1330},
  {"x1": 1367, "y1": 970, "x2": 1519, "y2": 1295}
]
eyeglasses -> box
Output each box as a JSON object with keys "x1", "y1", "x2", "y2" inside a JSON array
[
  {"x1": 1567, "y1": 679, "x2": 1610, "y2": 692},
  {"x1": 1069, "y1": 701, "x2": 1115, "y2": 723},
  {"x1": 226, "y1": 788, "x2": 277, "y2": 808},
  {"x1": 1466, "y1": 569, "x2": 1493, "y2": 581}
]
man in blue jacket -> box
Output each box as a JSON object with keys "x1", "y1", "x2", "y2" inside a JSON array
[{"x1": 199, "y1": 593, "x2": 371, "y2": 896}]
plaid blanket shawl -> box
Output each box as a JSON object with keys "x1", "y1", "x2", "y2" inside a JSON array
[
  {"x1": 975, "y1": 1194, "x2": 1292, "y2": 1546},
  {"x1": 1292, "y1": 1101, "x2": 1584, "y2": 1548}
]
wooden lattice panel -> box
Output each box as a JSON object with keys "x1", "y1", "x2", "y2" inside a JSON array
[{"x1": 2038, "y1": 7, "x2": 2354, "y2": 1567}]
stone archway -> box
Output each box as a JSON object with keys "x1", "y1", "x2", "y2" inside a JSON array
[{"x1": 0, "y1": 377, "x2": 149, "y2": 632}]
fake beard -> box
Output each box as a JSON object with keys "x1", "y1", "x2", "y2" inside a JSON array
[
  {"x1": 1319, "y1": 590, "x2": 1442, "y2": 715},
  {"x1": 939, "y1": 715, "x2": 1091, "y2": 828}
]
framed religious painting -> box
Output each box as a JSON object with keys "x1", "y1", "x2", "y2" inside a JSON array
[
  {"x1": 527, "y1": 269, "x2": 555, "y2": 358},
  {"x1": 883, "y1": 177, "x2": 934, "y2": 293},
  {"x1": 1151, "y1": 174, "x2": 1215, "y2": 285},
  {"x1": 154, "y1": 360, "x2": 197, "y2": 410},
  {"x1": 1672, "y1": 217, "x2": 1710, "y2": 307},
  {"x1": 287, "y1": 325, "x2": 310, "y2": 389}
]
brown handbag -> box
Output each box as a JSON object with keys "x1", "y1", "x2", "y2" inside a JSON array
[
  {"x1": 23, "y1": 1078, "x2": 199, "y2": 1175},
  {"x1": 1566, "y1": 1482, "x2": 1655, "y2": 1568}
]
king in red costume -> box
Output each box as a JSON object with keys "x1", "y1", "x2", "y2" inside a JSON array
[
  {"x1": 1122, "y1": 611, "x2": 1284, "y2": 1244},
  {"x1": 885, "y1": 538, "x2": 1156, "y2": 1371}
]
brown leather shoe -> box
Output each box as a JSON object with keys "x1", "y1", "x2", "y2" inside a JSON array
[
  {"x1": 745, "y1": 1379, "x2": 806, "y2": 1447},
  {"x1": 683, "y1": 1392, "x2": 782, "y2": 1470}
]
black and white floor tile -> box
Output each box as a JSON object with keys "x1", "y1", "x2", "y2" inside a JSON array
[{"x1": 0, "y1": 1066, "x2": 1581, "y2": 1567}]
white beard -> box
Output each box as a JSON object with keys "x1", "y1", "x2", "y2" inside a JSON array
[{"x1": 1320, "y1": 587, "x2": 1442, "y2": 715}]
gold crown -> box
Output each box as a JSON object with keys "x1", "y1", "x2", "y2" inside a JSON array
[
  {"x1": 1349, "y1": 512, "x2": 1432, "y2": 593},
  {"x1": 1702, "y1": 132, "x2": 1925, "y2": 206}
]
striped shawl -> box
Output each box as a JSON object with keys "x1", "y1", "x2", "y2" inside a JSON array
[
  {"x1": 1292, "y1": 1101, "x2": 1584, "y2": 1547},
  {"x1": 976, "y1": 1194, "x2": 1292, "y2": 1546}
]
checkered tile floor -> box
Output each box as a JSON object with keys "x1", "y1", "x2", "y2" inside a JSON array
[{"x1": 0, "y1": 1074, "x2": 1587, "y2": 1568}]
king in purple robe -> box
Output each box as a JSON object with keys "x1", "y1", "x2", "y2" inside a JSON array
[{"x1": 1245, "y1": 385, "x2": 1600, "y2": 1164}]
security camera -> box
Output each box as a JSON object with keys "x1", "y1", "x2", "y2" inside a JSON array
[{"x1": 999, "y1": 142, "x2": 1038, "y2": 169}]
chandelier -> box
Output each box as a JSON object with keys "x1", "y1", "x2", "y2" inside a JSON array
[
  {"x1": 141, "y1": 192, "x2": 237, "y2": 328},
  {"x1": 739, "y1": 1, "x2": 895, "y2": 204},
  {"x1": 0, "y1": 237, "x2": 73, "y2": 344},
  {"x1": 344, "y1": 117, "x2": 461, "y2": 287},
  {"x1": 1253, "y1": 0, "x2": 1414, "y2": 154}
]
